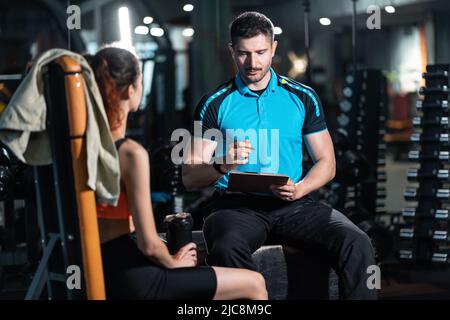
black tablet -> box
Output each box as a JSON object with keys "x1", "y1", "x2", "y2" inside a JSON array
[{"x1": 227, "y1": 172, "x2": 290, "y2": 193}]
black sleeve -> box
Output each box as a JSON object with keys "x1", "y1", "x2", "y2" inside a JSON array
[
  {"x1": 191, "y1": 94, "x2": 220, "y2": 138},
  {"x1": 302, "y1": 88, "x2": 328, "y2": 135}
]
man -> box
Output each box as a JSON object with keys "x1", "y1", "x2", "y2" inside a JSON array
[{"x1": 182, "y1": 11, "x2": 377, "y2": 300}]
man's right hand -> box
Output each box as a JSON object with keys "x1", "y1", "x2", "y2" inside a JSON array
[
  {"x1": 171, "y1": 242, "x2": 197, "y2": 268},
  {"x1": 220, "y1": 140, "x2": 253, "y2": 172},
  {"x1": 182, "y1": 139, "x2": 253, "y2": 189}
]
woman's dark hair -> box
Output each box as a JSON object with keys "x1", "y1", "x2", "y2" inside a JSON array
[
  {"x1": 230, "y1": 12, "x2": 274, "y2": 46},
  {"x1": 85, "y1": 47, "x2": 140, "y2": 130}
]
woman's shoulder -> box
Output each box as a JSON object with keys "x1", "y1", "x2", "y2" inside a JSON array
[{"x1": 118, "y1": 138, "x2": 148, "y2": 161}]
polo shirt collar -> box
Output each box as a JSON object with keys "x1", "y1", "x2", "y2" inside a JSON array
[{"x1": 235, "y1": 67, "x2": 278, "y2": 97}]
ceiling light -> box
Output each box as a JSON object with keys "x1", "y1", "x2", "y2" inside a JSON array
[
  {"x1": 183, "y1": 4, "x2": 194, "y2": 12},
  {"x1": 385, "y1": 6, "x2": 395, "y2": 13},
  {"x1": 118, "y1": 7, "x2": 132, "y2": 49},
  {"x1": 143, "y1": 16, "x2": 154, "y2": 24},
  {"x1": 150, "y1": 27, "x2": 164, "y2": 37},
  {"x1": 135, "y1": 26, "x2": 149, "y2": 35},
  {"x1": 319, "y1": 17, "x2": 331, "y2": 26},
  {"x1": 182, "y1": 27, "x2": 195, "y2": 37}
]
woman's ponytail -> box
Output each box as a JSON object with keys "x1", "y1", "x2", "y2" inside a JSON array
[
  {"x1": 94, "y1": 57, "x2": 123, "y2": 130},
  {"x1": 85, "y1": 47, "x2": 140, "y2": 130}
]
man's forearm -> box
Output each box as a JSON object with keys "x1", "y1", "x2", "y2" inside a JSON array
[
  {"x1": 296, "y1": 158, "x2": 336, "y2": 197},
  {"x1": 182, "y1": 164, "x2": 224, "y2": 190}
]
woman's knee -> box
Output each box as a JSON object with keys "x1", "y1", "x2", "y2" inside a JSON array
[
  {"x1": 234, "y1": 270, "x2": 268, "y2": 300},
  {"x1": 212, "y1": 267, "x2": 267, "y2": 300},
  {"x1": 250, "y1": 271, "x2": 268, "y2": 300}
]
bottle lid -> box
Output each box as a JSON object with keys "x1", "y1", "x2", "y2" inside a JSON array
[{"x1": 164, "y1": 212, "x2": 191, "y2": 223}]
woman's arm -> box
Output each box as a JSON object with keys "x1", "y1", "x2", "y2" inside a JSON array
[{"x1": 120, "y1": 141, "x2": 196, "y2": 268}]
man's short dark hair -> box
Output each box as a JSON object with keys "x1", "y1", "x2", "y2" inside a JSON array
[{"x1": 230, "y1": 12, "x2": 274, "y2": 45}]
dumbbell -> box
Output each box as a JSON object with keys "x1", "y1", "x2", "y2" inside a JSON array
[
  {"x1": 416, "y1": 99, "x2": 448, "y2": 110},
  {"x1": 404, "y1": 187, "x2": 450, "y2": 200},
  {"x1": 377, "y1": 187, "x2": 387, "y2": 198},
  {"x1": 413, "y1": 116, "x2": 449, "y2": 128},
  {"x1": 398, "y1": 248, "x2": 449, "y2": 264},
  {"x1": 432, "y1": 230, "x2": 450, "y2": 243},
  {"x1": 419, "y1": 85, "x2": 450, "y2": 95},
  {"x1": 410, "y1": 133, "x2": 449, "y2": 144},
  {"x1": 398, "y1": 249, "x2": 415, "y2": 262},
  {"x1": 408, "y1": 150, "x2": 450, "y2": 161},
  {"x1": 407, "y1": 169, "x2": 450, "y2": 181},
  {"x1": 402, "y1": 207, "x2": 449, "y2": 220},
  {"x1": 339, "y1": 99, "x2": 352, "y2": 112},
  {"x1": 432, "y1": 252, "x2": 449, "y2": 264},
  {"x1": 400, "y1": 218, "x2": 449, "y2": 236},
  {"x1": 332, "y1": 130, "x2": 371, "y2": 185},
  {"x1": 422, "y1": 70, "x2": 449, "y2": 79},
  {"x1": 335, "y1": 150, "x2": 370, "y2": 185},
  {"x1": 378, "y1": 171, "x2": 387, "y2": 182}
]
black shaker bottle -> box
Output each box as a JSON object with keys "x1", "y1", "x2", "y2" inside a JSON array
[{"x1": 164, "y1": 212, "x2": 193, "y2": 254}]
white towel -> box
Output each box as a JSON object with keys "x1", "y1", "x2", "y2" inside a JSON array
[{"x1": 0, "y1": 48, "x2": 120, "y2": 205}]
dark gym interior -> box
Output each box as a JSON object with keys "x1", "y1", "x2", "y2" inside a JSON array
[{"x1": 0, "y1": 0, "x2": 450, "y2": 301}]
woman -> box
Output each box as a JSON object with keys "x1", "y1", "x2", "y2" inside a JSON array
[{"x1": 88, "y1": 46, "x2": 267, "y2": 300}]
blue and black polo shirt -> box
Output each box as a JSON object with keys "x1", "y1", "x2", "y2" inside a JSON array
[{"x1": 192, "y1": 68, "x2": 328, "y2": 191}]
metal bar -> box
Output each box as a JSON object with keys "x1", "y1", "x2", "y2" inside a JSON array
[
  {"x1": 25, "y1": 233, "x2": 60, "y2": 300},
  {"x1": 94, "y1": 4, "x2": 102, "y2": 47},
  {"x1": 352, "y1": 0, "x2": 358, "y2": 74},
  {"x1": 303, "y1": 0, "x2": 311, "y2": 82},
  {"x1": 49, "y1": 127, "x2": 72, "y2": 301},
  {"x1": 67, "y1": 0, "x2": 71, "y2": 51},
  {"x1": 0, "y1": 74, "x2": 22, "y2": 81},
  {"x1": 49, "y1": 272, "x2": 69, "y2": 282},
  {"x1": 32, "y1": 166, "x2": 54, "y2": 299},
  {"x1": 44, "y1": 69, "x2": 73, "y2": 300}
]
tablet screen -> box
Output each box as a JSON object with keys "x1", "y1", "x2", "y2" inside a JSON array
[{"x1": 227, "y1": 172, "x2": 290, "y2": 193}]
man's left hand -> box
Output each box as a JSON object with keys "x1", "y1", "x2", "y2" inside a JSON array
[{"x1": 270, "y1": 179, "x2": 304, "y2": 202}]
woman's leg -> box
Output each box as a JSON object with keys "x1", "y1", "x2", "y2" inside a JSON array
[{"x1": 212, "y1": 266, "x2": 268, "y2": 300}]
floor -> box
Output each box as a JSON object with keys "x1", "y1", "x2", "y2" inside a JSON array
[{"x1": 379, "y1": 262, "x2": 450, "y2": 299}]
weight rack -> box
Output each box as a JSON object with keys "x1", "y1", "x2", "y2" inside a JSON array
[
  {"x1": 336, "y1": 69, "x2": 388, "y2": 216},
  {"x1": 400, "y1": 64, "x2": 450, "y2": 265}
]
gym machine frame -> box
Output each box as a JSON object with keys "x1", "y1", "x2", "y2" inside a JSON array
[{"x1": 25, "y1": 56, "x2": 105, "y2": 299}]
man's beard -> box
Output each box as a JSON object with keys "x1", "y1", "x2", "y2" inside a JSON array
[{"x1": 242, "y1": 65, "x2": 270, "y2": 84}]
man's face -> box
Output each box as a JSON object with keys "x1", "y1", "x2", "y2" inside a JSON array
[{"x1": 230, "y1": 33, "x2": 277, "y2": 85}]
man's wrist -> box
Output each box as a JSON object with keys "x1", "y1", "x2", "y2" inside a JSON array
[{"x1": 294, "y1": 181, "x2": 306, "y2": 199}]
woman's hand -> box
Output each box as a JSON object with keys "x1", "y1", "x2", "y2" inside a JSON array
[{"x1": 171, "y1": 242, "x2": 197, "y2": 268}]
